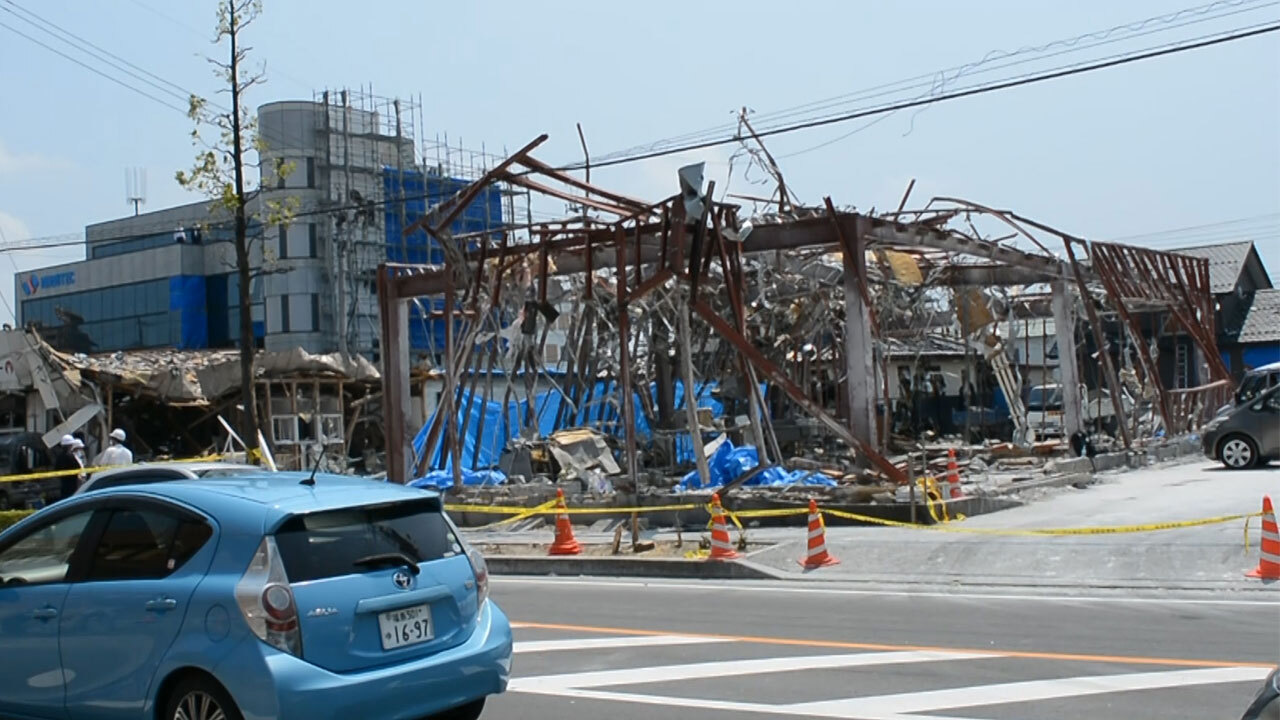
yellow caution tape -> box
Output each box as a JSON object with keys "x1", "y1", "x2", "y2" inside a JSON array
[
  {"x1": 444, "y1": 502, "x2": 702, "y2": 516},
  {"x1": 0, "y1": 454, "x2": 228, "y2": 485},
  {"x1": 446, "y1": 495, "x2": 1263, "y2": 543},
  {"x1": 823, "y1": 507, "x2": 1262, "y2": 537},
  {"x1": 476, "y1": 499, "x2": 560, "y2": 530}
]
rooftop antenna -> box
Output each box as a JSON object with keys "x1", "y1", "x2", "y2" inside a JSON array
[
  {"x1": 300, "y1": 434, "x2": 326, "y2": 486},
  {"x1": 125, "y1": 168, "x2": 147, "y2": 216}
]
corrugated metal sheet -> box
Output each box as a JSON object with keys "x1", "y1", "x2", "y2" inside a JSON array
[
  {"x1": 1239, "y1": 289, "x2": 1280, "y2": 345},
  {"x1": 1169, "y1": 241, "x2": 1254, "y2": 294}
]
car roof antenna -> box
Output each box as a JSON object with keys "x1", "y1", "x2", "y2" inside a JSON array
[{"x1": 300, "y1": 438, "x2": 324, "y2": 486}]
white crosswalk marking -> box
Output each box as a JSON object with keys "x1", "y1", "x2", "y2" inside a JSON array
[
  {"x1": 787, "y1": 666, "x2": 1275, "y2": 718},
  {"x1": 507, "y1": 634, "x2": 1269, "y2": 719},
  {"x1": 514, "y1": 634, "x2": 734, "y2": 654},
  {"x1": 512, "y1": 649, "x2": 999, "y2": 692}
]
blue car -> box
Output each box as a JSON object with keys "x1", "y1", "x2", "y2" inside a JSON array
[{"x1": 0, "y1": 473, "x2": 511, "y2": 720}]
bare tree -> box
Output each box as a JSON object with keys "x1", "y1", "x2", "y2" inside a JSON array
[{"x1": 177, "y1": 0, "x2": 293, "y2": 452}]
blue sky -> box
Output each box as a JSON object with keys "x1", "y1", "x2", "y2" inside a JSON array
[{"x1": 0, "y1": 0, "x2": 1277, "y2": 321}]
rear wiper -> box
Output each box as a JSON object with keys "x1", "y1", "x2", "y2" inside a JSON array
[{"x1": 353, "y1": 552, "x2": 421, "y2": 575}]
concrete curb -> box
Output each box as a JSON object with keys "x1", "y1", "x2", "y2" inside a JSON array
[{"x1": 487, "y1": 554, "x2": 778, "y2": 580}]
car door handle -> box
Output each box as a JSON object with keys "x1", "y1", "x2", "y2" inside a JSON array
[
  {"x1": 30, "y1": 606, "x2": 58, "y2": 620},
  {"x1": 144, "y1": 597, "x2": 177, "y2": 612}
]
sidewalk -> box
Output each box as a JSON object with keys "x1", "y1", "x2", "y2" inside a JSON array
[{"x1": 745, "y1": 457, "x2": 1279, "y2": 590}]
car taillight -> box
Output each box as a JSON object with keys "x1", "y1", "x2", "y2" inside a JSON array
[
  {"x1": 235, "y1": 537, "x2": 303, "y2": 656},
  {"x1": 465, "y1": 544, "x2": 489, "y2": 608}
]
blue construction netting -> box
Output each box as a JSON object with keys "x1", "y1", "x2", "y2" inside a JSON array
[
  {"x1": 169, "y1": 275, "x2": 208, "y2": 349},
  {"x1": 383, "y1": 168, "x2": 504, "y2": 354}
]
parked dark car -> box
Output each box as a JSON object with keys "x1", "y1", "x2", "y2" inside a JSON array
[
  {"x1": 1242, "y1": 667, "x2": 1280, "y2": 720},
  {"x1": 0, "y1": 432, "x2": 55, "y2": 509},
  {"x1": 1202, "y1": 385, "x2": 1280, "y2": 469}
]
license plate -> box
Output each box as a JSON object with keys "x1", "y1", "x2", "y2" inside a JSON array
[{"x1": 378, "y1": 603, "x2": 433, "y2": 650}]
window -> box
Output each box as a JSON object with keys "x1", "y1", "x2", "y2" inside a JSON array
[
  {"x1": 88, "y1": 469, "x2": 187, "y2": 492},
  {"x1": 85, "y1": 507, "x2": 211, "y2": 581},
  {"x1": 311, "y1": 294, "x2": 320, "y2": 332},
  {"x1": 280, "y1": 295, "x2": 291, "y2": 333},
  {"x1": 308, "y1": 223, "x2": 318, "y2": 258},
  {"x1": 0, "y1": 510, "x2": 93, "y2": 586},
  {"x1": 278, "y1": 225, "x2": 289, "y2": 260},
  {"x1": 273, "y1": 498, "x2": 460, "y2": 583},
  {"x1": 306, "y1": 157, "x2": 315, "y2": 188}
]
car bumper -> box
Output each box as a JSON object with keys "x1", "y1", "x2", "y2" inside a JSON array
[
  {"x1": 217, "y1": 600, "x2": 512, "y2": 720},
  {"x1": 1201, "y1": 430, "x2": 1221, "y2": 460}
]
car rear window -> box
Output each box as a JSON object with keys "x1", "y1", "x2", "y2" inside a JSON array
[{"x1": 273, "y1": 498, "x2": 462, "y2": 582}]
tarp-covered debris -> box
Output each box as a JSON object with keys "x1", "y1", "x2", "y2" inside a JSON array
[{"x1": 677, "y1": 436, "x2": 837, "y2": 492}]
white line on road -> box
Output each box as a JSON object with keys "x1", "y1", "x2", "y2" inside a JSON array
[
  {"x1": 511, "y1": 650, "x2": 999, "y2": 692},
  {"x1": 514, "y1": 635, "x2": 734, "y2": 654},
  {"x1": 512, "y1": 666, "x2": 1271, "y2": 720},
  {"x1": 787, "y1": 666, "x2": 1274, "y2": 718},
  {"x1": 495, "y1": 576, "x2": 1280, "y2": 606}
]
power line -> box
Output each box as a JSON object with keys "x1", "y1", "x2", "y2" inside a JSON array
[
  {"x1": 0, "y1": 18, "x2": 190, "y2": 115},
  {"x1": 1106, "y1": 212, "x2": 1280, "y2": 241},
  {"x1": 559, "y1": 22, "x2": 1280, "y2": 174},
  {"x1": 595, "y1": 0, "x2": 1277, "y2": 161},
  {"x1": 2, "y1": 0, "x2": 204, "y2": 107}
]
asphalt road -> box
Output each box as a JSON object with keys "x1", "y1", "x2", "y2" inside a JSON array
[{"x1": 483, "y1": 577, "x2": 1279, "y2": 720}]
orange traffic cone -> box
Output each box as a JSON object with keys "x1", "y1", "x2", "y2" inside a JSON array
[
  {"x1": 946, "y1": 449, "x2": 962, "y2": 500},
  {"x1": 1246, "y1": 495, "x2": 1280, "y2": 579},
  {"x1": 707, "y1": 493, "x2": 740, "y2": 560},
  {"x1": 798, "y1": 498, "x2": 839, "y2": 569},
  {"x1": 548, "y1": 488, "x2": 581, "y2": 556}
]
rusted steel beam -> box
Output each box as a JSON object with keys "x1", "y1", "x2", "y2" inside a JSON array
[
  {"x1": 513, "y1": 154, "x2": 650, "y2": 212},
  {"x1": 1062, "y1": 239, "x2": 1132, "y2": 448},
  {"x1": 499, "y1": 172, "x2": 638, "y2": 217},
  {"x1": 1089, "y1": 250, "x2": 1175, "y2": 434},
  {"x1": 402, "y1": 134, "x2": 548, "y2": 240},
  {"x1": 614, "y1": 224, "x2": 639, "y2": 489},
  {"x1": 376, "y1": 264, "x2": 410, "y2": 483},
  {"x1": 688, "y1": 299, "x2": 907, "y2": 484},
  {"x1": 629, "y1": 267, "x2": 674, "y2": 303}
]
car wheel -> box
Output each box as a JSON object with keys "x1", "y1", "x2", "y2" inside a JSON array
[
  {"x1": 435, "y1": 698, "x2": 486, "y2": 720},
  {"x1": 164, "y1": 675, "x2": 243, "y2": 720},
  {"x1": 1219, "y1": 435, "x2": 1260, "y2": 470}
]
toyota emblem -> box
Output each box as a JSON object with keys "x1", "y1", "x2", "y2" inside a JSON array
[{"x1": 392, "y1": 570, "x2": 413, "y2": 590}]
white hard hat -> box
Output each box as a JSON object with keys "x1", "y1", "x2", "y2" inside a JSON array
[
  {"x1": 70, "y1": 438, "x2": 84, "y2": 450},
  {"x1": 110, "y1": 428, "x2": 126, "y2": 442},
  {"x1": 59, "y1": 434, "x2": 75, "y2": 447}
]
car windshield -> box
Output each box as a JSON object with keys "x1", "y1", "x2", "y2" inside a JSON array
[
  {"x1": 1027, "y1": 387, "x2": 1063, "y2": 411},
  {"x1": 273, "y1": 498, "x2": 461, "y2": 583},
  {"x1": 1236, "y1": 371, "x2": 1277, "y2": 405}
]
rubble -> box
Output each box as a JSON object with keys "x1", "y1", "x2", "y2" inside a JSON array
[{"x1": 370, "y1": 134, "x2": 1232, "y2": 520}]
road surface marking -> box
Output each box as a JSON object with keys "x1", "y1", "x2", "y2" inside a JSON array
[
  {"x1": 495, "y1": 576, "x2": 1280, "y2": 607},
  {"x1": 514, "y1": 634, "x2": 734, "y2": 654},
  {"x1": 513, "y1": 666, "x2": 1271, "y2": 720},
  {"x1": 511, "y1": 620, "x2": 1274, "y2": 669},
  {"x1": 787, "y1": 666, "x2": 1274, "y2": 718},
  {"x1": 512, "y1": 649, "x2": 997, "y2": 692}
]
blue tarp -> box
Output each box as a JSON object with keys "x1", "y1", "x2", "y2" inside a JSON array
[
  {"x1": 411, "y1": 378, "x2": 802, "y2": 489},
  {"x1": 676, "y1": 438, "x2": 836, "y2": 492},
  {"x1": 409, "y1": 468, "x2": 508, "y2": 490}
]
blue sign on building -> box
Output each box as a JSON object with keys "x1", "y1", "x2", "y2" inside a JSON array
[{"x1": 21, "y1": 270, "x2": 75, "y2": 296}]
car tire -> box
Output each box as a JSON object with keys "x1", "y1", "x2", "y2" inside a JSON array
[
  {"x1": 163, "y1": 675, "x2": 243, "y2": 720},
  {"x1": 1219, "y1": 434, "x2": 1260, "y2": 470},
  {"x1": 435, "y1": 698, "x2": 486, "y2": 720}
]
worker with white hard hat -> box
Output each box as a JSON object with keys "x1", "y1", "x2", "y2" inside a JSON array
[
  {"x1": 96, "y1": 428, "x2": 133, "y2": 467},
  {"x1": 54, "y1": 434, "x2": 83, "y2": 500}
]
